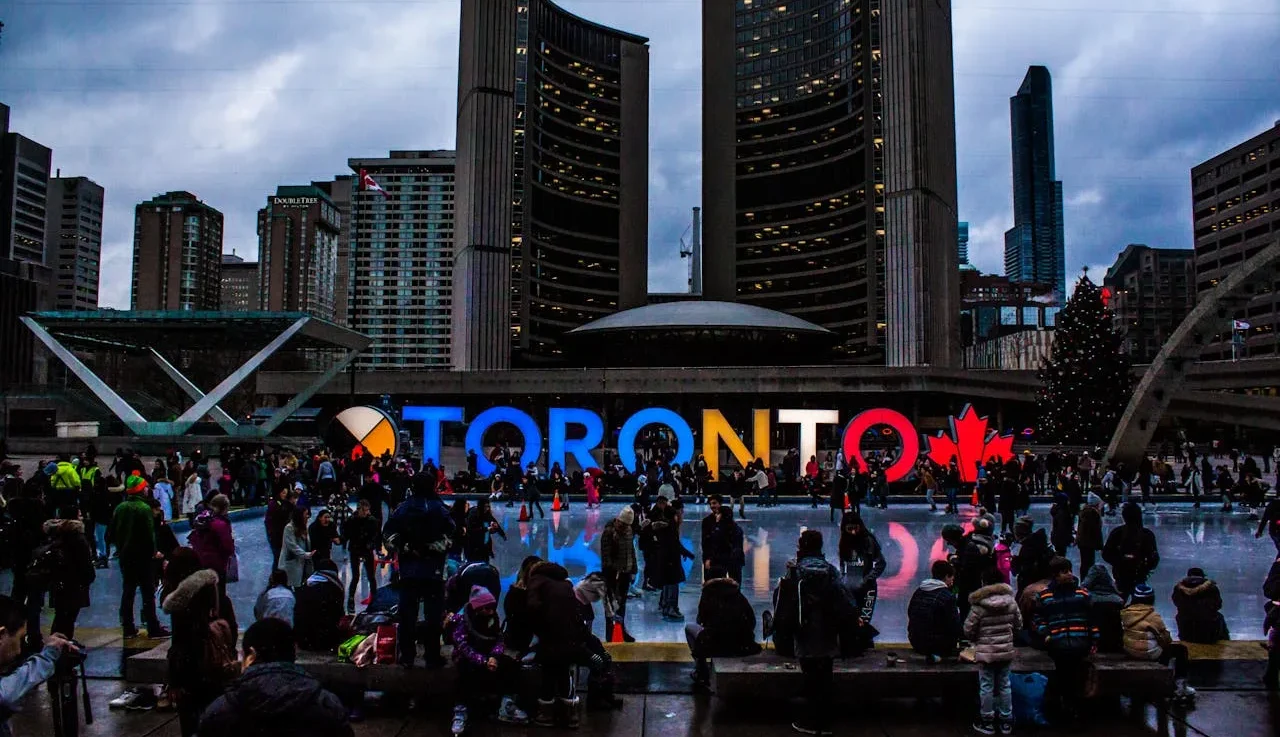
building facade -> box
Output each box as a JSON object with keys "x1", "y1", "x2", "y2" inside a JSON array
[
  {"x1": 1103, "y1": 244, "x2": 1195, "y2": 364},
  {"x1": 130, "y1": 191, "x2": 224, "y2": 311},
  {"x1": 0, "y1": 256, "x2": 51, "y2": 389},
  {"x1": 315, "y1": 175, "x2": 353, "y2": 326},
  {"x1": 256, "y1": 185, "x2": 340, "y2": 320},
  {"x1": 45, "y1": 176, "x2": 104, "y2": 311},
  {"x1": 959, "y1": 270, "x2": 1057, "y2": 349},
  {"x1": 453, "y1": 0, "x2": 649, "y2": 369},
  {"x1": 702, "y1": 0, "x2": 957, "y2": 364},
  {"x1": 220, "y1": 252, "x2": 259, "y2": 312},
  {"x1": 958, "y1": 221, "x2": 969, "y2": 265},
  {"x1": 0, "y1": 103, "x2": 53, "y2": 267},
  {"x1": 1004, "y1": 66, "x2": 1065, "y2": 301},
  {"x1": 347, "y1": 151, "x2": 456, "y2": 369}
]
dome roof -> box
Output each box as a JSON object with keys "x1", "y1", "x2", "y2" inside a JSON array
[{"x1": 568, "y1": 300, "x2": 833, "y2": 336}]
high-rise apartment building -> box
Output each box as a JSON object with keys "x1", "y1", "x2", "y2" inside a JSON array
[
  {"x1": 1191, "y1": 121, "x2": 1280, "y2": 360},
  {"x1": 453, "y1": 0, "x2": 650, "y2": 369},
  {"x1": 220, "y1": 252, "x2": 259, "y2": 312},
  {"x1": 958, "y1": 221, "x2": 970, "y2": 265},
  {"x1": 130, "y1": 191, "x2": 224, "y2": 311},
  {"x1": 45, "y1": 175, "x2": 104, "y2": 311},
  {"x1": 347, "y1": 151, "x2": 456, "y2": 368},
  {"x1": 314, "y1": 175, "x2": 353, "y2": 326},
  {"x1": 1103, "y1": 244, "x2": 1195, "y2": 364},
  {"x1": 702, "y1": 0, "x2": 958, "y2": 365},
  {"x1": 256, "y1": 185, "x2": 340, "y2": 320},
  {"x1": 0, "y1": 103, "x2": 53, "y2": 266},
  {"x1": 1004, "y1": 66, "x2": 1066, "y2": 301}
]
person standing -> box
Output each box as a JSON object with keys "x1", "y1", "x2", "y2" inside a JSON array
[
  {"x1": 837, "y1": 512, "x2": 887, "y2": 654},
  {"x1": 40, "y1": 512, "x2": 96, "y2": 643},
  {"x1": 965, "y1": 568, "x2": 1023, "y2": 736},
  {"x1": 1033, "y1": 558, "x2": 1098, "y2": 726},
  {"x1": 653, "y1": 506, "x2": 695, "y2": 621},
  {"x1": 265, "y1": 485, "x2": 293, "y2": 577},
  {"x1": 110, "y1": 477, "x2": 168, "y2": 638},
  {"x1": 701, "y1": 495, "x2": 745, "y2": 585},
  {"x1": 600, "y1": 507, "x2": 638, "y2": 642},
  {"x1": 189, "y1": 495, "x2": 236, "y2": 588},
  {"x1": 308, "y1": 509, "x2": 342, "y2": 565},
  {"x1": 341, "y1": 499, "x2": 381, "y2": 613},
  {"x1": 162, "y1": 556, "x2": 238, "y2": 737},
  {"x1": 383, "y1": 474, "x2": 455, "y2": 667},
  {"x1": 1076, "y1": 493, "x2": 1104, "y2": 573},
  {"x1": 1256, "y1": 494, "x2": 1280, "y2": 554},
  {"x1": 1102, "y1": 503, "x2": 1160, "y2": 601},
  {"x1": 278, "y1": 507, "x2": 314, "y2": 590}
]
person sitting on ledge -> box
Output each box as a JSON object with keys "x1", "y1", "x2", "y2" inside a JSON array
[
  {"x1": 1123, "y1": 584, "x2": 1196, "y2": 705},
  {"x1": 687, "y1": 565, "x2": 761, "y2": 691},
  {"x1": 1080, "y1": 564, "x2": 1125, "y2": 653},
  {"x1": 293, "y1": 559, "x2": 346, "y2": 652},
  {"x1": 1171, "y1": 567, "x2": 1230, "y2": 643},
  {"x1": 907, "y1": 560, "x2": 962, "y2": 663}
]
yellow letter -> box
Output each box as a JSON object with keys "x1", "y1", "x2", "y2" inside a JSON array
[{"x1": 702, "y1": 409, "x2": 771, "y2": 479}]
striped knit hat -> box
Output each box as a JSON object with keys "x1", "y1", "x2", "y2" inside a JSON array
[{"x1": 125, "y1": 473, "x2": 149, "y2": 495}]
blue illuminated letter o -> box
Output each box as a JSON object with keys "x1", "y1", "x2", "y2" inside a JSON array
[
  {"x1": 616, "y1": 408, "x2": 694, "y2": 473},
  {"x1": 466, "y1": 407, "x2": 543, "y2": 476}
]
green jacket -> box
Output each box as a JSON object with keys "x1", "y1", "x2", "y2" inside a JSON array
[
  {"x1": 110, "y1": 497, "x2": 156, "y2": 562},
  {"x1": 50, "y1": 461, "x2": 81, "y2": 492}
]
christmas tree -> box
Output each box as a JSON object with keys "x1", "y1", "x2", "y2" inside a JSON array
[{"x1": 1036, "y1": 272, "x2": 1133, "y2": 446}]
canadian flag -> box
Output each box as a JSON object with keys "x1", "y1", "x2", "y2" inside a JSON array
[{"x1": 359, "y1": 169, "x2": 390, "y2": 199}]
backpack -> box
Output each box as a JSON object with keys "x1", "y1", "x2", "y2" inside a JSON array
[
  {"x1": 26, "y1": 539, "x2": 69, "y2": 593},
  {"x1": 770, "y1": 558, "x2": 840, "y2": 657}
]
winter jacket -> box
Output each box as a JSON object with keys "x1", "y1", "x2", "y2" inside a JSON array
[
  {"x1": 153, "y1": 481, "x2": 174, "y2": 520},
  {"x1": 254, "y1": 585, "x2": 295, "y2": 624},
  {"x1": 907, "y1": 579, "x2": 962, "y2": 656},
  {"x1": 1265, "y1": 558, "x2": 1280, "y2": 602},
  {"x1": 1102, "y1": 506, "x2": 1160, "y2": 585},
  {"x1": 650, "y1": 519, "x2": 694, "y2": 587},
  {"x1": 110, "y1": 496, "x2": 156, "y2": 564},
  {"x1": 199, "y1": 661, "x2": 353, "y2": 737},
  {"x1": 1172, "y1": 575, "x2": 1230, "y2": 643},
  {"x1": 1033, "y1": 578, "x2": 1098, "y2": 656},
  {"x1": 308, "y1": 519, "x2": 340, "y2": 562},
  {"x1": 42, "y1": 519, "x2": 95, "y2": 610},
  {"x1": 293, "y1": 569, "x2": 346, "y2": 652},
  {"x1": 445, "y1": 562, "x2": 502, "y2": 614},
  {"x1": 600, "y1": 519, "x2": 637, "y2": 575},
  {"x1": 693, "y1": 577, "x2": 761, "y2": 657},
  {"x1": 265, "y1": 500, "x2": 292, "y2": 550},
  {"x1": 1121, "y1": 603, "x2": 1173, "y2": 661},
  {"x1": 526, "y1": 562, "x2": 586, "y2": 660},
  {"x1": 502, "y1": 585, "x2": 534, "y2": 654},
  {"x1": 1076, "y1": 505, "x2": 1103, "y2": 551},
  {"x1": 0, "y1": 645, "x2": 62, "y2": 737},
  {"x1": 341, "y1": 514, "x2": 381, "y2": 558},
  {"x1": 1080, "y1": 564, "x2": 1125, "y2": 652},
  {"x1": 773, "y1": 555, "x2": 855, "y2": 659},
  {"x1": 383, "y1": 495, "x2": 454, "y2": 581},
  {"x1": 278, "y1": 523, "x2": 312, "y2": 588},
  {"x1": 163, "y1": 569, "x2": 236, "y2": 693},
  {"x1": 964, "y1": 583, "x2": 1023, "y2": 663},
  {"x1": 1012, "y1": 528, "x2": 1054, "y2": 593},
  {"x1": 189, "y1": 512, "x2": 235, "y2": 577},
  {"x1": 447, "y1": 606, "x2": 506, "y2": 667},
  {"x1": 701, "y1": 513, "x2": 745, "y2": 570},
  {"x1": 838, "y1": 528, "x2": 888, "y2": 593}
]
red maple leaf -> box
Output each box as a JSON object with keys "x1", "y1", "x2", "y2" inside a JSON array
[{"x1": 925, "y1": 405, "x2": 1017, "y2": 484}]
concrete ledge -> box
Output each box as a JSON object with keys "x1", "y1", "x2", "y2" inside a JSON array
[{"x1": 711, "y1": 650, "x2": 1175, "y2": 700}]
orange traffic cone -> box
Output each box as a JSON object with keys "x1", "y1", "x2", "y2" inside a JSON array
[
  {"x1": 518, "y1": 503, "x2": 530, "y2": 522},
  {"x1": 552, "y1": 491, "x2": 562, "y2": 512},
  {"x1": 843, "y1": 493, "x2": 850, "y2": 511},
  {"x1": 970, "y1": 490, "x2": 979, "y2": 507},
  {"x1": 610, "y1": 620, "x2": 624, "y2": 643}
]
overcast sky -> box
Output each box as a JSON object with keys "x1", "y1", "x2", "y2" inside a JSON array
[{"x1": 2, "y1": 0, "x2": 1278, "y2": 308}]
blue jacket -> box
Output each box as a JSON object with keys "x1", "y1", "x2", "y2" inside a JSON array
[
  {"x1": 0, "y1": 645, "x2": 61, "y2": 737},
  {"x1": 1033, "y1": 579, "x2": 1099, "y2": 655},
  {"x1": 384, "y1": 495, "x2": 454, "y2": 580}
]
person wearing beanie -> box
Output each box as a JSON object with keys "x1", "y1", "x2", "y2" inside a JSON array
[
  {"x1": 600, "y1": 507, "x2": 638, "y2": 642},
  {"x1": 1102, "y1": 503, "x2": 1160, "y2": 601},
  {"x1": 1171, "y1": 567, "x2": 1229, "y2": 643},
  {"x1": 109, "y1": 471, "x2": 167, "y2": 639},
  {"x1": 1122, "y1": 584, "x2": 1195, "y2": 703},
  {"x1": 447, "y1": 585, "x2": 528, "y2": 733}
]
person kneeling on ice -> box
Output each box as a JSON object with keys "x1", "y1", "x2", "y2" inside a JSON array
[
  {"x1": 1122, "y1": 584, "x2": 1196, "y2": 705},
  {"x1": 448, "y1": 585, "x2": 528, "y2": 734}
]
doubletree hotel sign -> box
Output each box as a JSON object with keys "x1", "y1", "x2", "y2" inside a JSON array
[{"x1": 402, "y1": 404, "x2": 1015, "y2": 483}]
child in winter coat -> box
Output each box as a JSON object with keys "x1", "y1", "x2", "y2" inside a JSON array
[
  {"x1": 964, "y1": 568, "x2": 1023, "y2": 736},
  {"x1": 1122, "y1": 584, "x2": 1195, "y2": 703},
  {"x1": 448, "y1": 586, "x2": 529, "y2": 734}
]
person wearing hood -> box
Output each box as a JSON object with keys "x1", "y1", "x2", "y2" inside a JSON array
[
  {"x1": 943, "y1": 515, "x2": 996, "y2": 620},
  {"x1": 162, "y1": 550, "x2": 238, "y2": 736},
  {"x1": 837, "y1": 511, "x2": 887, "y2": 650},
  {"x1": 907, "y1": 560, "x2": 962, "y2": 662},
  {"x1": 964, "y1": 568, "x2": 1023, "y2": 736},
  {"x1": 600, "y1": 507, "x2": 638, "y2": 642},
  {"x1": 464, "y1": 498, "x2": 507, "y2": 564},
  {"x1": 1076, "y1": 493, "x2": 1105, "y2": 573},
  {"x1": 293, "y1": 559, "x2": 347, "y2": 652},
  {"x1": 1080, "y1": 564, "x2": 1124, "y2": 652},
  {"x1": 1171, "y1": 567, "x2": 1229, "y2": 643},
  {"x1": 526, "y1": 560, "x2": 587, "y2": 728},
  {"x1": 446, "y1": 585, "x2": 529, "y2": 734},
  {"x1": 1032, "y1": 558, "x2": 1098, "y2": 726},
  {"x1": 687, "y1": 565, "x2": 761, "y2": 690},
  {"x1": 188, "y1": 494, "x2": 235, "y2": 586},
  {"x1": 111, "y1": 474, "x2": 169, "y2": 639},
  {"x1": 1011, "y1": 516, "x2": 1053, "y2": 599},
  {"x1": 384, "y1": 473, "x2": 455, "y2": 668},
  {"x1": 308, "y1": 508, "x2": 342, "y2": 565},
  {"x1": 651, "y1": 505, "x2": 695, "y2": 621},
  {"x1": 572, "y1": 573, "x2": 625, "y2": 712},
  {"x1": 255, "y1": 570, "x2": 296, "y2": 624},
  {"x1": 1102, "y1": 502, "x2": 1160, "y2": 601},
  {"x1": 701, "y1": 495, "x2": 745, "y2": 585},
  {"x1": 1122, "y1": 585, "x2": 1195, "y2": 704},
  {"x1": 199, "y1": 618, "x2": 353, "y2": 737}
]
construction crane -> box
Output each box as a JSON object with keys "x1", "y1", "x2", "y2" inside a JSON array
[{"x1": 678, "y1": 207, "x2": 702, "y2": 294}]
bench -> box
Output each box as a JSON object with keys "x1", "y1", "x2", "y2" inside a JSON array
[{"x1": 710, "y1": 649, "x2": 1175, "y2": 701}]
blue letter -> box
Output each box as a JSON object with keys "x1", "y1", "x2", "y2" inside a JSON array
[
  {"x1": 616, "y1": 408, "x2": 694, "y2": 473},
  {"x1": 466, "y1": 406, "x2": 543, "y2": 476},
  {"x1": 402, "y1": 405, "x2": 463, "y2": 466},
  {"x1": 548, "y1": 408, "x2": 604, "y2": 473}
]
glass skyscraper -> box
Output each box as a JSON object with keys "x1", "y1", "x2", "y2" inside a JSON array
[{"x1": 1004, "y1": 65, "x2": 1065, "y2": 301}]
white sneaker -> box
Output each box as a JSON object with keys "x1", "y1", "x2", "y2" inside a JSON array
[
  {"x1": 109, "y1": 687, "x2": 145, "y2": 710},
  {"x1": 497, "y1": 696, "x2": 529, "y2": 724},
  {"x1": 450, "y1": 704, "x2": 468, "y2": 735}
]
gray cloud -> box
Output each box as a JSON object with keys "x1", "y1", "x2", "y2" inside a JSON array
[{"x1": 2, "y1": 0, "x2": 1277, "y2": 307}]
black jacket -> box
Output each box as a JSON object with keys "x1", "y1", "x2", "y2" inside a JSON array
[
  {"x1": 198, "y1": 661, "x2": 353, "y2": 737},
  {"x1": 694, "y1": 577, "x2": 761, "y2": 657},
  {"x1": 526, "y1": 562, "x2": 586, "y2": 660},
  {"x1": 342, "y1": 514, "x2": 381, "y2": 557},
  {"x1": 907, "y1": 580, "x2": 962, "y2": 656},
  {"x1": 1102, "y1": 519, "x2": 1160, "y2": 585},
  {"x1": 1171, "y1": 575, "x2": 1229, "y2": 643},
  {"x1": 1012, "y1": 528, "x2": 1053, "y2": 592},
  {"x1": 293, "y1": 570, "x2": 347, "y2": 652},
  {"x1": 701, "y1": 513, "x2": 744, "y2": 570}
]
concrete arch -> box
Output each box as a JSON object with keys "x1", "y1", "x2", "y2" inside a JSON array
[{"x1": 1107, "y1": 237, "x2": 1280, "y2": 466}]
